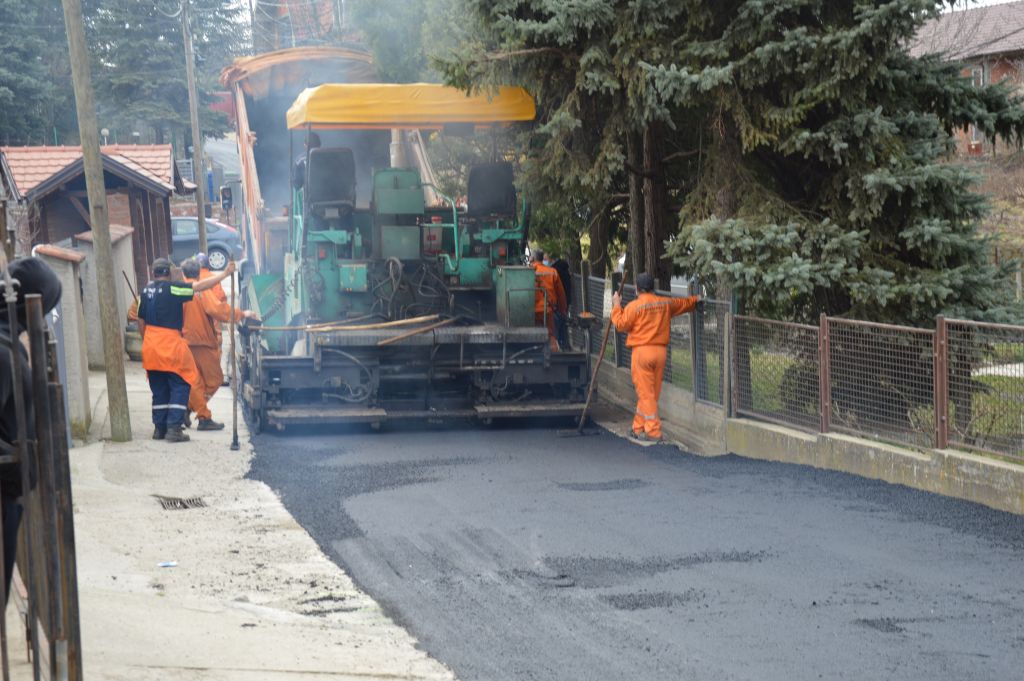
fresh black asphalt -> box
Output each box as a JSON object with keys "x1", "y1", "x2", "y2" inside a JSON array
[{"x1": 249, "y1": 424, "x2": 1024, "y2": 680}]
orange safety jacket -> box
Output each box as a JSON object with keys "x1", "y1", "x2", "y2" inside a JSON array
[
  {"x1": 200, "y1": 268, "x2": 228, "y2": 303},
  {"x1": 531, "y1": 262, "x2": 567, "y2": 316},
  {"x1": 182, "y1": 277, "x2": 245, "y2": 349},
  {"x1": 611, "y1": 292, "x2": 699, "y2": 347},
  {"x1": 199, "y1": 267, "x2": 228, "y2": 343}
]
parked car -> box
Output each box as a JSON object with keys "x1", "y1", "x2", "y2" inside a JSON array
[{"x1": 170, "y1": 217, "x2": 243, "y2": 271}]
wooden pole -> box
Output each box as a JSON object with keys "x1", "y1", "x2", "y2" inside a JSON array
[
  {"x1": 181, "y1": 0, "x2": 208, "y2": 253},
  {"x1": 61, "y1": 0, "x2": 132, "y2": 442}
]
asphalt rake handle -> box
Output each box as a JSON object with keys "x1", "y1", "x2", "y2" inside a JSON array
[{"x1": 560, "y1": 270, "x2": 630, "y2": 437}]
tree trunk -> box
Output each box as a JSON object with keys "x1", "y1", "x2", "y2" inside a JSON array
[
  {"x1": 588, "y1": 199, "x2": 611, "y2": 279},
  {"x1": 642, "y1": 124, "x2": 672, "y2": 290},
  {"x1": 626, "y1": 131, "x2": 645, "y2": 282}
]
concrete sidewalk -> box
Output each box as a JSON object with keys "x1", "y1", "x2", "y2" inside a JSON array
[{"x1": 6, "y1": 352, "x2": 454, "y2": 679}]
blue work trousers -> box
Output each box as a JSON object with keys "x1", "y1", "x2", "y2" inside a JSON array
[{"x1": 148, "y1": 370, "x2": 191, "y2": 428}]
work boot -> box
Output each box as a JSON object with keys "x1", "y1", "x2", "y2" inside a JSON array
[
  {"x1": 183, "y1": 412, "x2": 192, "y2": 429},
  {"x1": 152, "y1": 426, "x2": 166, "y2": 440},
  {"x1": 165, "y1": 426, "x2": 190, "y2": 443},
  {"x1": 630, "y1": 430, "x2": 647, "y2": 441},
  {"x1": 197, "y1": 418, "x2": 225, "y2": 431}
]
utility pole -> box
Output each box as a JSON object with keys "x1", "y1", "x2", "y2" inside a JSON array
[
  {"x1": 181, "y1": 0, "x2": 208, "y2": 253},
  {"x1": 59, "y1": 4, "x2": 132, "y2": 441}
]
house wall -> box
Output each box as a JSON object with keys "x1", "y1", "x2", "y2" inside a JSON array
[
  {"x1": 35, "y1": 253, "x2": 91, "y2": 438},
  {"x1": 954, "y1": 56, "x2": 1023, "y2": 156}
]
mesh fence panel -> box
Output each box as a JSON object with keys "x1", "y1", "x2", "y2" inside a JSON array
[
  {"x1": 828, "y1": 319, "x2": 935, "y2": 448},
  {"x1": 568, "y1": 274, "x2": 587, "y2": 350},
  {"x1": 947, "y1": 320, "x2": 1024, "y2": 460},
  {"x1": 669, "y1": 313, "x2": 692, "y2": 390},
  {"x1": 694, "y1": 301, "x2": 729, "y2": 405},
  {"x1": 586, "y1": 276, "x2": 607, "y2": 355},
  {"x1": 614, "y1": 284, "x2": 639, "y2": 368},
  {"x1": 734, "y1": 316, "x2": 820, "y2": 431}
]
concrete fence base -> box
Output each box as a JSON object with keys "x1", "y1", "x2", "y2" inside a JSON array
[{"x1": 597, "y1": 359, "x2": 1024, "y2": 516}]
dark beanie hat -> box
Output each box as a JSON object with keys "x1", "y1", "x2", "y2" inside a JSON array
[
  {"x1": 0, "y1": 257, "x2": 63, "y2": 327},
  {"x1": 636, "y1": 272, "x2": 655, "y2": 292},
  {"x1": 152, "y1": 258, "x2": 173, "y2": 277}
]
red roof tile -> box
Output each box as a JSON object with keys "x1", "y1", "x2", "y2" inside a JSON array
[
  {"x1": 0, "y1": 144, "x2": 176, "y2": 198},
  {"x1": 33, "y1": 244, "x2": 86, "y2": 263}
]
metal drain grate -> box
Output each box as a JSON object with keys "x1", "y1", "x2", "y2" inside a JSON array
[{"x1": 153, "y1": 495, "x2": 207, "y2": 511}]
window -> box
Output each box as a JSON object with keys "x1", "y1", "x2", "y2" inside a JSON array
[
  {"x1": 972, "y1": 65, "x2": 986, "y2": 88},
  {"x1": 173, "y1": 219, "x2": 198, "y2": 236}
]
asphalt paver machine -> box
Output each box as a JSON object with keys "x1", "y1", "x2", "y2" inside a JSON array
[{"x1": 238, "y1": 82, "x2": 590, "y2": 431}]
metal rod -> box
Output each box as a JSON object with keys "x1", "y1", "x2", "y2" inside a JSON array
[
  {"x1": 26, "y1": 296, "x2": 62, "y2": 674},
  {"x1": 819, "y1": 313, "x2": 831, "y2": 433},
  {"x1": 121, "y1": 270, "x2": 137, "y2": 302},
  {"x1": 231, "y1": 271, "x2": 240, "y2": 451},
  {"x1": 376, "y1": 317, "x2": 459, "y2": 346},
  {"x1": 47, "y1": 378, "x2": 82, "y2": 680},
  {"x1": 0, "y1": 488, "x2": 8, "y2": 681},
  {"x1": 934, "y1": 315, "x2": 949, "y2": 450}
]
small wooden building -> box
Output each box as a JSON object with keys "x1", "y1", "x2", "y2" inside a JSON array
[{"x1": 0, "y1": 144, "x2": 192, "y2": 292}]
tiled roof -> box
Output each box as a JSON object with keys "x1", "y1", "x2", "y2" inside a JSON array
[
  {"x1": 74, "y1": 223, "x2": 135, "y2": 244},
  {"x1": 0, "y1": 144, "x2": 175, "y2": 198},
  {"x1": 911, "y1": 1, "x2": 1024, "y2": 60},
  {"x1": 33, "y1": 244, "x2": 86, "y2": 263}
]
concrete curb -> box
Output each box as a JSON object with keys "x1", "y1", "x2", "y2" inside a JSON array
[{"x1": 596, "y1": 359, "x2": 1024, "y2": 516}]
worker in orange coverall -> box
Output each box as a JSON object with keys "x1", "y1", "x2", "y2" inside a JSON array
[
  {"x1": 195, "y1": 252, "x2": 232, "y2": 385},
  {"x1": 180, "y1": 258, "x2": 258, "y2": 431},
  {"x1": 530, "y1": 250, "x2": 567, "y2": 352},
  {"x1": 611, "y1": 272, "x2": 700, "y2": 443},
  {"x1": 131, "y1": 258, "x2": 236, "y2": 442}
]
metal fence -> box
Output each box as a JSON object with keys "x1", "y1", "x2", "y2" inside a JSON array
[
  {"x1": 0, "y1": 287, "x2": 83, "y2": 679},
  {"x1": 572, "y1": 273, "x2": 722, "y2": 402},
  {"x1": 827, "y1": 318, "x2": 936, "y2": 448},
  {"x1": 733, "y1": 316, "x2": 820, "y2": 431},
  {"x1": 946, "y1": 319, "x2": 1024, "y2": 459},
  {"x1": 575, "y1": 273, "x2": 1024, "y2": 462}
]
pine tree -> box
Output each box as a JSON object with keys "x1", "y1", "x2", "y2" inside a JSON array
[
  {"x1": 0, "y1": 0, "x2": 61, "y2": 144},
  {"x1": 645, "y1": 0, "x2": 1024, "y2": 325},
  {"x1": 435, "y1": 0, "x2": 701, "y2": 287},
  {"x1": 86, "y1": 0, "x2": 245, "y2": 145}
]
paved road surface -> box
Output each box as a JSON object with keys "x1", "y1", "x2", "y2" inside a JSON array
[{"x1": 250, "y1": 424, "x2": 1024, "y2": 680}]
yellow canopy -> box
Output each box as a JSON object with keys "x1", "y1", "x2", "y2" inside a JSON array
[{"x1": 286, "y1": 83, "x2": 536, "y2": 130}]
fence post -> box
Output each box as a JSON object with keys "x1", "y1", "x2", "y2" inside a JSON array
[
  {"x1": 934, "y1": 315, "x2": 949, "y2": 450},
  {"x1": 724, "y1": 312, "x2": 734, "y2": 418},
  {"x1": 692, "y1": 301, "x2": 707, "y2": 398},
  {"x1": 819, "y1": 313, "x2": 831, "y2": 433},
  {"x1": 609, "y1": 272, "x2": 621, "y2": 367}
]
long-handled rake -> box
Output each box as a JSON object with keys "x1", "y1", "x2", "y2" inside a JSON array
[{"x1": 558, "y1": 270, "x2": 630, "y2": 437}]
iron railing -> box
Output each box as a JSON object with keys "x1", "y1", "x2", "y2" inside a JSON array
[{"x1": 0, "y1": 284, "x2": 83, "y2": 679}]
